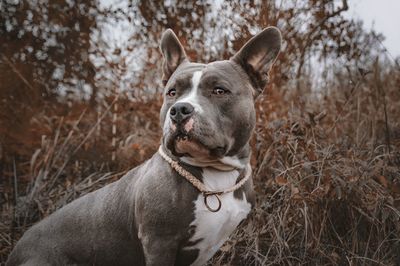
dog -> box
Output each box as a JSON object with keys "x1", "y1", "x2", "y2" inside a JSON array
[{"x1": 7, "y1": 27, "x2": 281, "y2": 266}]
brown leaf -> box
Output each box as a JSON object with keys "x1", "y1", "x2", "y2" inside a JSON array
[
  {"x1": 275, "y1": 175, "x2": 288, "y2": 186},
  {"x1": 307, "y1": 149, "x2": 317, "y2": 161},
  {"x1": 131, "y1": 143, "x2": 140, "y2": 150},
  {"x1": 376, "y1": 175, "x2": 389, "y2": 188}
]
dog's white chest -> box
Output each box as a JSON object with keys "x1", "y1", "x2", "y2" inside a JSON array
[{"x1": 185, "y1": 168, "x2": 252, "y2": 266}]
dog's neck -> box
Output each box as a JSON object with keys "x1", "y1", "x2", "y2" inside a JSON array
[{"x1": 160, "y1": 145, "x2": 251, "y2": 171}]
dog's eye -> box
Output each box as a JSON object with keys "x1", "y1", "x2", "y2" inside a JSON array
[
  {"x1": 213, "y1": 87, "x2": 228, "y2": 95},
  {"x1": 166, "y1": 88, "x2": 176, "y2": 97}
]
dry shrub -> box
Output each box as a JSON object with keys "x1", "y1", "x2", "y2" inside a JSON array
[
  {"x1": 210, "y1": 65, "x2": 400, "y2": 265},
  {"x1": 1, "y1": 64, "x2": 400, "y2": 265},
  {"x1": 0, "y1": 95, "x2": 162, "y2": 261}
]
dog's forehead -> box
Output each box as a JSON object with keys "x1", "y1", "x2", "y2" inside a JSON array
[
  {"x1": 201, "y1": 61, "x2": 240, "y2": 80},
  {"x1": 204, "y1": 60, "x2": 237, "y2": 73},
  {"x1": 170, "y1": 60, "x2": 241, "y2": 85},
  {"x1": 170, "y1": 62, "x2": 204, "y2": 83}
]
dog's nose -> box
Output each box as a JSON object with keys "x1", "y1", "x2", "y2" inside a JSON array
[{"x1": 170, "y1": 102, "x2": 194, "y2": 124}]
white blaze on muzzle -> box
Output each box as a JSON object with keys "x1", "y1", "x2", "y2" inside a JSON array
[
  {"x1": 175, "y1": 70, "x2": 203, "y2": 114},
  {"x1": 184, "y1": 117, "x2": 194, "y2": 132}
]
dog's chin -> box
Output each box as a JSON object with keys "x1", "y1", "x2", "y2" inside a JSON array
[
  {"x1": 175, "y1": 138, "x2": 210, "y2": 158},
  {"x1": 165, "y1": 132, "x2": 226, "y2": 159}
]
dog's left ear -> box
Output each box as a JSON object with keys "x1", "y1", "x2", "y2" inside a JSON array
[
  {"x1": 160, "y1": 29, "x2": 188, "y2": 85},
  {"x1": 231, "y1": 27, "x2": 282, "y2": 96}
]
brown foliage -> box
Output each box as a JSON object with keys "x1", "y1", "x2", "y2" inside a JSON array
[
  {"x1": 1, "y1": 0, "x2": 400, "y2": 265},
  {"x1": 211, "y1": 65, "x2": 400, "y2": 265}
]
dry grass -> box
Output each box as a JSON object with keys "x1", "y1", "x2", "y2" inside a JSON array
[
  {"x1": 210, "y1": 66, "x2": 400, "y2": 265},
  {"x1": 1, "y1": 63, "x2": 400, "y2": 265}
]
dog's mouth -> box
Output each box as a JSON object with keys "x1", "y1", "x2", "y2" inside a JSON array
[{"x1": 165, "y1": 130, "x2": 226, "y2": 159}]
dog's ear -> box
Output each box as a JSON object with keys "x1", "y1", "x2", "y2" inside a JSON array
[
  {"x1": 160, "y1": 29, "x2": 188, "y2": 85},
  {"x1": 231, "y1": 27, "x2": 282, "y2": 96}
]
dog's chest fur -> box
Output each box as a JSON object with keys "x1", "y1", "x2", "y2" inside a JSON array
[{"x1": 184, "y1": 168, "x2": 252, "y2": 266}]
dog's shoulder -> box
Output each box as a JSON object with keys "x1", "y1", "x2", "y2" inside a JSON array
[{"x1": 133, "y1": 153, "x2": 199, "y2": 229}]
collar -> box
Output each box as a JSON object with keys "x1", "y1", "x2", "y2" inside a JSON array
[{"x1": 158, "y1": 146, "x2": 252, "y2": 212}]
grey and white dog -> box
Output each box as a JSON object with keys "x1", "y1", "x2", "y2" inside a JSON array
[{"x1": 7, "y1": 27, "x2": 281, "y2": 266}]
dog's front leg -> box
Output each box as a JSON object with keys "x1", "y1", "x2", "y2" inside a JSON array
[
  {"x1": 135, "y1": 199, "x2": 180, "y2": 266},
  {"x1": 139, "y1": 230, "x2": 179, "y2": 266}
]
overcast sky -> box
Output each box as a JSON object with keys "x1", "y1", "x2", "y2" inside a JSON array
[
  {"x1": 347, "y1": 0, "x2": 400, "y2": 57},
  {"x1": 98, "y1": 0, "x2": 400, "y2": 58}
]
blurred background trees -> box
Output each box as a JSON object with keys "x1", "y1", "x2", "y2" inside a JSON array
[
  {"x1": 0, "y1": 0, "x2": 387, "y2": 160},
  {"x1": 1, "y1": 0, "x2": 399, "y2": 264}
]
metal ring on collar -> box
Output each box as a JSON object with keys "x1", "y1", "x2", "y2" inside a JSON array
[{"x1": 203, "y1": 192, "x2": 222, "y2": 212}]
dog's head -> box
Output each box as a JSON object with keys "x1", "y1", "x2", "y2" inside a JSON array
[{"x1": 159, "y1": 28, "x2": 281, "y2": 169}]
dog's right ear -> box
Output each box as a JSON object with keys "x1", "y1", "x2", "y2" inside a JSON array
[
  {"x1": 160, "y1": 29, "x2": 188, "y2": 85},
  {"x1": 231, "y1": 27, "x2": 282, "y2": 97}
]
